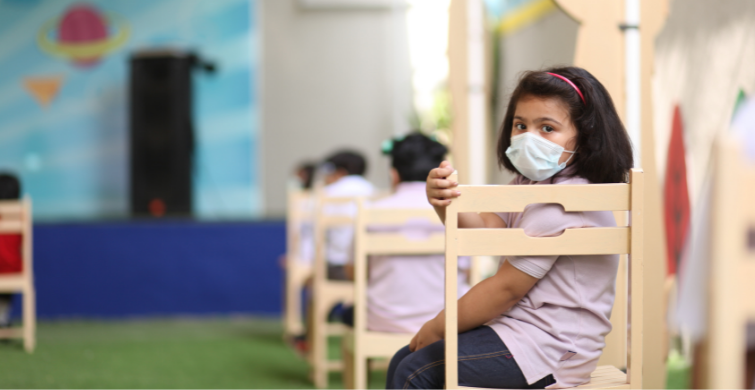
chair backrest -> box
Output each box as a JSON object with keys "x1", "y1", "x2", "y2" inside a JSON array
[
  {"x1": 443, "y1": 169, "x2": 643, "y2": 389},
  {"x1": 707, "y1": 134, "x2": 755, "y2": 388},
  {"x1": 286, "y1": 189, "x2": 314, "y2": 264},
  {"x1": 0, "y1": 198, "x2": 32, "y2": 279},
  {"x1": 353, "y1": 200, "x2": 444, "y2": 337},
  {"x1": 313, "y1": 194, "x2": 361, "y2": 281}
]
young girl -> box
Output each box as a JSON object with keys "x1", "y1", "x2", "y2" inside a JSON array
[{"x1": 386, "y1": 66, "x2": 634, "y2": 389}]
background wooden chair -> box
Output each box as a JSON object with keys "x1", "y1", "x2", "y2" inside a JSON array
[
  {"x1": 342, "y1": 200, "x2": 445, "y2": 389},
  {"x1": 706, "y1": 134, "x2": 755, "y2": 388},
  {"x1": 442, "y1": 170, "x2": 643, "y2": 389},
  {"x1": 0, "y1": 197, "x2": 35, "y2": 353},
  {"x1": 284, "y1": 189, "x2": 314, "y2": 341},
  {"x1": 309, "y1": 195, "x2": 358, "y2": 388}
]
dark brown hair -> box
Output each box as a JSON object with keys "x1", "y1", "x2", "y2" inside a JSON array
[
  {"x1": 496, "y1": 66, "x2": 633, "y2": 183},
  {"x1": 389, "y1": 132, "x2": 448, "y2": 182}
]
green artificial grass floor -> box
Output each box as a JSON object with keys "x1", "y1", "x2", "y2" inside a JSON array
[{"x1": 0, "y1": 317, "x2": 386, "y2": 389}]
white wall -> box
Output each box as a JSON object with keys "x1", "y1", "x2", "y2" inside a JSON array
[{"x1": 260, "y1": 0, "x2": 412, "y2": 217}]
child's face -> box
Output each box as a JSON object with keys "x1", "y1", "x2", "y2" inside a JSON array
[{"x1": 512, "y1": 95, "x2": 578, "y2": 165}]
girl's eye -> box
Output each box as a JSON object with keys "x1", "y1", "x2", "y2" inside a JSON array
[
  {"x1": 515, "y1": 123, "x2": 526, "y2": 131},
  {"x1": 541, "y1": 125, "x2": 554, "y2": 133}
]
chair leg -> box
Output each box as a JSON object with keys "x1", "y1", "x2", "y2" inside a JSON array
[
  {"x1": 355, "y1": 351, "x2": 368, "y2": 390},
  {"x1": 312, "y1": 298, "x2": 328, "y2": 388},
  {"x1": 23, "y1": 288, "x2": 35, "y2": 353},
  {"x1": 342, "y1": 340, "x2": 355, "y2": 389}
]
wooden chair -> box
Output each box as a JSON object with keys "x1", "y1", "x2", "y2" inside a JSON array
[
  {"x1": 442, "y1": 170, "x2": 643, "y2": 389},
  {"x1": 310, "y1": 195, "x2": 358, "y2": 388},
  {"x1": 705, "y1": 134, "x2": 755, "y2": 388},
  {"x1": 0, "y1": 198, "x2": 35, "y2": 353},
  {"x1": 342, "y1": 200, "x2": 445, "y2": 389},
  {"x1": 283, "y1": 189, "x2": 315, "y2": 341}
]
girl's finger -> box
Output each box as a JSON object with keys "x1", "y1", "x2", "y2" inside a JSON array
[
  {"x1": 428, "y1": 198, "x2": 452, "y2": 207},
  {"x1": 430, "y1": 179, "x2": 458, "y2": 189},
  {"x1": 429, "y1": 166, "x2": 455, "y2": 179},
  {"x1": 438, "y1": 189, "x2": 461, "y2": 199}
]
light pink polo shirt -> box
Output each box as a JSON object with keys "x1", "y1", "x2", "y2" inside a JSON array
[
  {"x1": 486, "y1": 173, "x2": 619, "y2": 388},
  {"x1": 366, "y1": 182, "x2": 470, "y2": 333}
]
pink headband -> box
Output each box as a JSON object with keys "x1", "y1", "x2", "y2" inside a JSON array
[{"x1": 547, "y1": 72, "x2": 585, "y2": 104}]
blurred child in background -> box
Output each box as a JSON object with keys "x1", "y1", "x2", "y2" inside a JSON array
[
  {"x1": 294, "y1": 161, "x2": 317, "y2": 190},
  {"x1": 338, "y1": 132, "x2": 470, "y2": 332},
  {"x1": 319, "y1": 150, "x2": 374, "y2": 280},
  {"x1": 292, "y1": 150, "x2": 374, "y2": 353}
]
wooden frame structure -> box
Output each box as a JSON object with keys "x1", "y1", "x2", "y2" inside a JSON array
[
  {"x1": 310, "y1": 195, "x2": 357, "y2": 388},
  {"x1": 342, "y1": 200, "x2": 445, "y2": 389},
  {"x1": 283, "y1": 189, "x2": 314, "y2": 340},
  {"x1": 706, "y1": 134, "x2": 755, "y2": 388},
  {"x1": 0, "y1": 198, "x2": 35, "y2": 352},
  {"x1": 442, "y1": 170, "x2": 643, "y2": 389}
]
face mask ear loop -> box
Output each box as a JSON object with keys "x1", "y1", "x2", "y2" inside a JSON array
[{"x1": 562, "y1": 148, "x2": 577, "y2": 165}]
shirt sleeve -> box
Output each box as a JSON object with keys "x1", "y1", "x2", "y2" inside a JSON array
[{"x1": 506, "y1": 203, "x2": 583, "y2": 279}]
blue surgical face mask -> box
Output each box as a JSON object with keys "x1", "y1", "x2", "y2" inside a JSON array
[{"x1": 505, "y1": 132, "x2": 577, "y2": 181}]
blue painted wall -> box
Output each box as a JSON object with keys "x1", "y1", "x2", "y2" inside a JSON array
[
  {"x1": 0, "y1": 0, "x2": 260, "y2": 221},
  {"x1": 17, "y1": 221, "x2": 285, "y2": 318}
]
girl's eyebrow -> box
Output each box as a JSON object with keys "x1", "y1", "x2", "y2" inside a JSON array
[{"x1": 513, "y1": 115, "x2": 563, "y2": 125}]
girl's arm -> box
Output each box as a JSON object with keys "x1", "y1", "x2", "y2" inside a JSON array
[
  {"x1": 409, "y1": 260, "x2": 538, "y2": 352},
  {"x1": 426, "y1": 161, "x2": 507, "y2": 228}
]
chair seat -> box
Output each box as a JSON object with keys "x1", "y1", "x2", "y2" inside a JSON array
[
  {"x1": 342, "y1": 328, "x2": 413, "y2": 357},
  {"x1": 573, "y1": 365, "x2": 628, "y2": 389},
  {"x1": 460, "y1": 366, "x2": 628, "y2": 390}
]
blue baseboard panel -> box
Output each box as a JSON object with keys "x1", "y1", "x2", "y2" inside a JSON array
[{"x1": 14, "y1": 220, "x2": 286, "y2": 319}]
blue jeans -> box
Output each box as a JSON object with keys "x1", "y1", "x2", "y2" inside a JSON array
[{"x1": 386, "y1": 326, "x2": 554, "y2": 389}]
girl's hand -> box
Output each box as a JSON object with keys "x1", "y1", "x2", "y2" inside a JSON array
[
  {"x1": 409, "y1": 316, "x2": 444, "y2": 352},
  {"x1": 426, "y1": 161, "x2": 460, "y2": 207}
]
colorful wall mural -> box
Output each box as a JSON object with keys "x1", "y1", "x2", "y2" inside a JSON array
[{"x1": 0, "y1": 0, "x2": 259, "y2": 220}]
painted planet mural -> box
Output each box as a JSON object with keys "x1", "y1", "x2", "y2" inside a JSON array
[{"x1": 37, "y1": 3, "x2": 129, "y2": 68}]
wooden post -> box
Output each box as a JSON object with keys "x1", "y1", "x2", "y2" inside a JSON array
[
  {"x1": 638, "y1": 1, "x2": 670, "y2": 388},
  {"x1": 444, "y1": 172, "x2": 459, "y2": 389},
  {"x1": 448, "y1": 0, "x2": 470, "y2": 182}
]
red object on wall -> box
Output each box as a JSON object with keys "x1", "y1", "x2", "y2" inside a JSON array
[
  {"x1": 0, "y1": 234, "x2": 22, "y2": 274},
  {"x1": 663, "y1": 105, "x2": 691, "y2": 276},
  {"x1": 58, "y1": 4, "x2": 108, "y2": 67}
]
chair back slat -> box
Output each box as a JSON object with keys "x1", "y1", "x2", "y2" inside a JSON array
[
  {"x1": 363, "y1": 234, "x2": 445, "y2": 254},
  {"x1": 444, "y1": 170, "x2": 643, "y2": 389},
  {"x1": 361, "y1": 208, "x2": 441, "y2": 225},
  {"x1": 451, "y1": 184, "x2": 630, "y2": 213},
  {"x1": 0, "y1": 202, "x2": 24, "y2": 216},
  {"x1": 319, "y1": 216, "x2": 355, "y2": 226},
  {"x1": 456, "y1": 228, "x2": 629, "y2": 256},
  {"x1": 0, "y1": 220, "x2": 24, "y2": 233}
]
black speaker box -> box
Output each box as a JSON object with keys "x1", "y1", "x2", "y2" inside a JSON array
[{"x1": 129, "y1": 51, "x2": 194, "y2": 217}]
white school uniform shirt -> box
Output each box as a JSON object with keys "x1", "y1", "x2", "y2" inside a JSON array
[
  {"x1": 486, "y1": 172, "x2": 619, "y2": 388},
  {"x1": 365, "y1": 181, "x2": 470, "y2": 333},
  {"x1": 322, "y1": 175, "x2": 375, "y2": 266}
]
